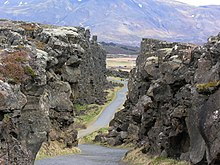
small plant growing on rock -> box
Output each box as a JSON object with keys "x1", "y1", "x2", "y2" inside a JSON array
[
  {"x1": 196, "y1": 80, "x2": 220, "y2": 93},
  {"x1": 0, "y1": 50, "x2": 35, "y2": 83},
  {"x1": 24, "y1": 66, "x2": 36, "y2": 77},
  {"x1": 3, "y1": 113, "x2": 11, "y2": 123}
]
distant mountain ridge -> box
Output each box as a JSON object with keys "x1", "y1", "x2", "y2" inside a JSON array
[
  {"x1": 1, "y1": 0, "x2": 220, "y2": 45},
  {"x1": 100, "y1": 42, "x2": 140, "y2": 55}
]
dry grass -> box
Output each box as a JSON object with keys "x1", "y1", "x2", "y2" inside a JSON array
[
  {"x1": 20, "y1": 23, "x2": 38, "y2": 31},
  {"x1": 107, "y1": 57, "x2": 136, "y2": 72},
  {"x1": 36, "y1": 141, "x2": 81, "y2": 160},
  {"x1": 123, "y1": 148, "x2": 190, "y2": 165},
  {"x1": 27, "y1": 37, "x2": 46, "y2": 50},
  {"x1": 196, "y1": 80, "x2": 220, "y2": 92},
  {"x1": 0, "y1": 50, "x2": 32, "y2": 83},
  {"x1": 79, "y1": 127, "x2": 109, "y2": 144}
]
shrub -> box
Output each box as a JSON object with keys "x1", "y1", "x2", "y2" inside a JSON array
[
  {"x1": 2, "y1": 51, "x2": 28, "y2": 62},
  {"x1": 0, "y1": 50, "x2": 33, "y2": 83}
]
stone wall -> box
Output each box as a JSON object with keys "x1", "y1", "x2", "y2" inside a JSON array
[
  {"x1": 0, "y1": 20, "x2": 107, "y2": 164},
  {"x1": 105, "y1": 36, "x2": 220, "y2": 164}
]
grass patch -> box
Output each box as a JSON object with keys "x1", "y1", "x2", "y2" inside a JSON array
[
  {"x1": 24, "y1": 66, "x2": 36, "y2": 77},
  {"x1": 74, "y1": 104, "x2": 88, "y2": 113},
  {"x1": 75, "y1": 104, "x2": 101, "y2": 126},
  {"x1": 0, "y1": 50, "x2": 32, "y2": 83},
  {"x1": 79, "y1": 127, "x2": 109, "y2": 144},
  {"x1": 151, "y1": 157, "x2": 188, "y2": 165},
  {"x1": 196, "y1": 80, "x2": 220, "y2": 92},
  {"x1": 106, "y1": 57, "x2": 136, "y2": 72},
  {"x1": 79, "y1": 127, "x2": 134, "y2": 150},
  {"x1": 107, "y1": 76, "x2": 127, "y2": 81},
  {"x1": 123, "y1": 147, "x2": 190, "y2": 165},
  {"x1": 36, "y1": 141, "x2": 81, "y2": 160}
]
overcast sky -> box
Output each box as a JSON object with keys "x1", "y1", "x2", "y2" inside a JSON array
[{"x1": 176, "y1": 0, "x2": 220, "y2": 6}]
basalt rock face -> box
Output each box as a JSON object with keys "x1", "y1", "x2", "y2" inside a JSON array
[
  {"x1": 77, "y1": 36, "x2": 107, "y2": 104},
  {"x1": 0, "y1": 20, "x2": 106, "y2": 164},
  {"x1": 106, "y1": 36, "x2": 220, "y2": 164}
]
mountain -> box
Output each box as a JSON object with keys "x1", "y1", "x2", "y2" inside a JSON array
[
  {"x1": 100, "y1": 42, "x2": 140, "y2": 55},
  {"x1": 1, "y1": 0, "x2": 220, "y2": 45}
]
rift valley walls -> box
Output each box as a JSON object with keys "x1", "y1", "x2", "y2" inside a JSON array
[
  {"x1": 0, "y1": 20, "x2": 106, "y2": 164},
  {"x1": 1, "y1": 18, "x2": 220, "y2": 165},
  {"x1": 105, "y1": 36, "x2": 220, "y2": 164}
]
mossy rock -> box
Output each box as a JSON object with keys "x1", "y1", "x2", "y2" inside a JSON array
[{"x1": 24, "y1": 66, "x2": 37, "y2": 77}]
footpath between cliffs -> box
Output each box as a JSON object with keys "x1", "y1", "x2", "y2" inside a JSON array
[
  {"x1": 78, "y1": 78, "x2": 128, "y2": 138},
  {"x1": 35, "y1": 79, "x2": 128, "y2": 165}
]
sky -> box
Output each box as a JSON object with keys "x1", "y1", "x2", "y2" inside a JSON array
[{"x1": 176, "y1": 0, "x2": 220, "y2": 6}]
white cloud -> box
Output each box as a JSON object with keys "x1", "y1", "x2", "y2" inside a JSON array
[{"x1": 176, "y1": 0, "x2": 220, "y2": 6}]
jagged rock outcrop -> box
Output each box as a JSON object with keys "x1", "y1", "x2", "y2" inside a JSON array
[
  {"x1": 104, "y1": 36, "x2": 220, "y2": 164},
  {"x1": 0, "y1": 20, "x2": 106, "y2": 164}
]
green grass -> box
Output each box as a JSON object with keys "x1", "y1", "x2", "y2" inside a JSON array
[
  {"x1": 75, "y1": 104, "x2": 101, "y2": 126},
  {"x1": 74, "y1": 103, "x2": 89, "y2": 113},
  {"x1": 80, "y1": 127, "x2": 109, "y2": 144},
  {"x1": 24, "y1": 66, "x2": 36, "y2": 77},
  {"x1": 79, "y1": 127, "x2": 134, "y2": 150}
]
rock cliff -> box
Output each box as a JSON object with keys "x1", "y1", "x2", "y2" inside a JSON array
[
  {"x1": 0, "y1": 20, "x2": 106, "y2": 164},
  {"x1": 105, "y1": 35, "x2": 220, "y2": 164}
]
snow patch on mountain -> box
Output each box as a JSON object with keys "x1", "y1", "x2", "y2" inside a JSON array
[
  {"x1": 18, "y1": 1, "x2": 23, "y2": 6},
  {"x1": 4, "y1": 1, "x2": 9, "y2": 5},
  {"x1": 1, "y1": 0, "x2": 220, "y2": 45}
]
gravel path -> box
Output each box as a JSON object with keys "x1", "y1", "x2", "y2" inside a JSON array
[
  {"x1": 78, "y1": 79, "x2": 128, "y2": 138},
  {"x1": 35, "y1": 144, "x2": 128, "y2": 165}
]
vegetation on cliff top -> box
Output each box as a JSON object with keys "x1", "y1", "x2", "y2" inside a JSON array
[{"x1": 0, "y1": 49, "x2": 36, "y2": 83}]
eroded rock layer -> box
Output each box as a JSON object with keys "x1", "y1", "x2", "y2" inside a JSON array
[
  {"x1": 105, "y1": 36, "x2": 220, "y2": 164},
  {"x1": 0, "y1": 20, "x2": 106, "y2": 164}
]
